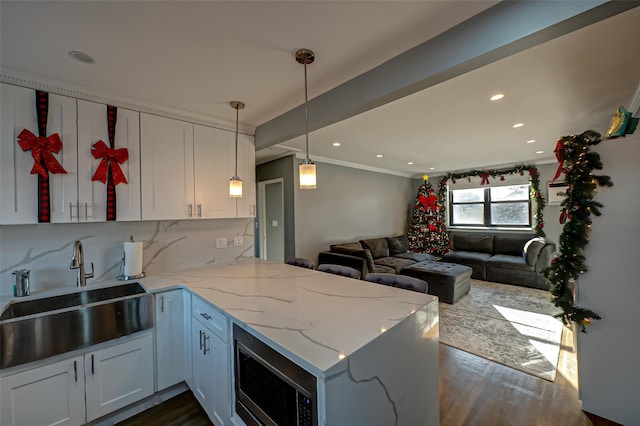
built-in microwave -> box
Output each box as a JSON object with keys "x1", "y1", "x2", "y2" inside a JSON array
[{"x1": 233, "y1": 324, "x2": 317, "y2": 426}]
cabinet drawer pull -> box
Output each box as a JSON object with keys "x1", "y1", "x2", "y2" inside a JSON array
[
  {"x1": 199, "y1": 330, "x2": 204, "y2": 350},
  {"x1": 91, "y1": 354, "x2": 95, "y2": 375},
  {"x1": 200, "y1": 312, "x2": 212, "y2": 321},
  {"x1": 197, "y1": 204, "x2": 202, "y2": 218},
  {"x1": 188, "y1": 204, "x2": 193, "y2": 218},
  {"x1": 74, "y1": 360, "x2": 77, "y2": 382},
  {"x1": 203, "y1": 334, "x2": 210, "y2": 355}
]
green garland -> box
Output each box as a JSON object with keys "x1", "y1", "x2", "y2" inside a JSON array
[
  {"x1": 542, "y1": 130, "x2": 613, "y2": 331},
  {"x1": 437, "y1": 164, "x2": 546, "y2": 237}
]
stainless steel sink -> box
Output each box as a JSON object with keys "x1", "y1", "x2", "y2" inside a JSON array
[{"x1": 0, "y1": 282, "x2": 154, "y2": 369}]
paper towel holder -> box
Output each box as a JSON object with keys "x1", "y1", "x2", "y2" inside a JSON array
[
  {"x1": 116, "y1": 252, "x2": 146, "y2": 280},
  {"x1": 117, "y1": 236, "x2": 145, "y2": 280}
]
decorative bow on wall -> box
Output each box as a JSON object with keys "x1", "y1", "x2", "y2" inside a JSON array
[{"x1": 91, "y1": 141, "x2": 128, "y2": 185}]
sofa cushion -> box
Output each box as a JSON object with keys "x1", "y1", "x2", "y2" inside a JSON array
[
  {"x1": 451, "y1": 234, "x2": 494, "y2": 254},
  {"x1": 386, "y1": 235, "x2": 409, "y2": 255},
  {"x1": 493, "y1": 234, "x2": 530, "y2": 256},
  {"x1": 372, "y1": 264, "x2": 396, "y2": 274},
  {"x1": 331, "y1": 241, "x2": 363, "y2": 251},
  {"x1": 330, "y1": 246, "x2": 375, "y2": 273},
  {"x1": 442, "y1": 251, "x2": 492, "y2": 266},
  {"x1": 393, "y1": 252, "x2": 436, "y2": 262},
  {"x1": 523, "y1": 237, "x2": 546, "y2": 266},
  {"x1": 486, "y1": 254, "x2": 534, "y2": 271},
  {"x1": 374, "y1": 256, "x2": 415, "y2": 274},
  {"x1": 361, "y1": 238, "x2": 390, "y2": 259}
]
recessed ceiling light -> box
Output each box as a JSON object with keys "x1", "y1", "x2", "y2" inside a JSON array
[
  {"x1": 512, "y1": 123, "x2": 524, "y2": 128},
  {"x1": 332, "y1": 142, "x2": 341, "y2": 147},
  {"x1": 407, "y1": 161, "x2": 414, "y2": 165},
  {"x1": 429, "y1": 167, "x2": 435, "y2": 170},
  {"x1": 376, "y1": 154, "x2": 383, "y2": 158},
  {"x1": 526, "y1": 139, "x2": 536, "y2": 144},
  {"x1": 490, "y1": 93, "x2": 505, "y2": 101},
  {"x1": 68, "y1": 50, "x2": 95, "y2": 64},
  {"x1": 536, "y1": 150, "x2": 544, "y2": 154}
]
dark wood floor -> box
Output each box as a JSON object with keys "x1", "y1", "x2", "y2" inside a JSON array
[{"x1": 118, "y1": 328, "x2": 619, "y2": 426}]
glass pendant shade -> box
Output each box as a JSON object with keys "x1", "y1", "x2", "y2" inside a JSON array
[
  {"x1": 299, "y1": 161, "x2": 316, "y2": 190},
  {"x1": 229, "y1": 176, "x2": 243, "y2": 198}
]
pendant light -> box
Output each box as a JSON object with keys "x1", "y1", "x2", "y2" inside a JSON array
[
  {"x1": 229, "y1": 101, "x2": 245, "y2": 198},
  {"x1": 296, "y1": 48, "x2": 316, "y2": 190}
]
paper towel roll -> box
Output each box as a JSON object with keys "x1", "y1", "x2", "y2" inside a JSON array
[{"x1": 124, "y1": 241, "x2": 143, "y2": 277}]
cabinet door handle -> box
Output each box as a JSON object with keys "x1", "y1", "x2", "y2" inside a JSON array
[
  {"x1": 197, "y1": 204, "x2": 202, "y2": 218},
  {"x1": 74, "y1": 360, "x2": 78, "y2": 382},
  {"x1": 200, "y1": 312, "x2": 212, "y2": 321},
  {"x1": 69, "y1": 202, "x2": 73, "y2": 221},
  {"x1": 77, "y1": 203, "x2": 81, "y2": 222},
  {"x1": 160, "y1": 295, "x2": 164, "y2": 313},
  {"x1": 199, "y1": 330, "x2": 204, "y2": 350},
  {"x1": 188, "y1": 203, "x2": 193, "y2": 218},
  {"x1": 84, "y1": 202, "x2": 88, "y2": 220},
  {"x1": 91, "y1": 354, "x2": 95, "y2": 375},
  {"x1": 203, "y1": 334, "x2": 210, "y2": 355},
  {"x1": 251, "y1": 204, "x2": 256, "y2": 216}
]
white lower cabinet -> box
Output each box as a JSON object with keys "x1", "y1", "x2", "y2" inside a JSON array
[
  {"x1": 0, "y1": 355, "x2": 85, "y2": 426},
  {"x1": 85, "y1": 334, "x2": 154, "y2": 422},
  {"x1": 155, "y1": 289, "x2": 190, "y2": 391},
  {"x1": 0, "y1": 333, "x2": 153, "y2": 426},
  {"x1": 190, "y1": 297, "x2": 231, "y2": 426}
]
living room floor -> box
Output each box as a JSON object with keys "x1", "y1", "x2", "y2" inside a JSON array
[{"x1": 440, "y1": 324, "x2": 619, "y2": 426}]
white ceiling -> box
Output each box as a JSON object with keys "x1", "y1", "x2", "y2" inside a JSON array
[{"x1": 2, "y1": 2, "x2": 640, "y2": 177}]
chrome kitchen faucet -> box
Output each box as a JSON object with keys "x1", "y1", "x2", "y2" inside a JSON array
[{"x1": 70, "y1": 240, "x2": 94, "y2": 287}]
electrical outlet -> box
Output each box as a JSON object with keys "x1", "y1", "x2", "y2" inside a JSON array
[
  {"x1": 234, "y1": 236, "x2": 244, "y2": 246},
  {"x1": 216, "y1": 237, "x2": 228, "y2": 248}
]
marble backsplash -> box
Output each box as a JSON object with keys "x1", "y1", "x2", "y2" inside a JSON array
[{"x1": 0, "y1": 218, "x2": 255, "y2": 297}]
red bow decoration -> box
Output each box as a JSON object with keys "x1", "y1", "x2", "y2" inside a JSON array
[
  {"x1": 418, "y1": 194, "x2": 437, "y2": 211},
  {"x1": 552, "y1": 139, "x2": 565, "y2": 181},
  {"x1": 479, "y1": 172, "x2": 490, "y2": 185},
  {"x1": 91, "y1": 140, "x2": 128, "y2": 185},
  {"x1": 17, "y1": 129, "x2": 67, "y2": 177}
]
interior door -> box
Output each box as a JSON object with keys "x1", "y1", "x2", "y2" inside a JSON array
[{"x1": 258, "y1": 179, "x2": 285, "y2": 263}]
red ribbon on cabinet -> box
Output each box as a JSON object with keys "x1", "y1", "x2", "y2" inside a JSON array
[
  {"x1": 91, "y1": 105, "x2": 127, "y2": 221},
  {"x1": 17, "y1": 91, "x2": 67, "y2": 222}
]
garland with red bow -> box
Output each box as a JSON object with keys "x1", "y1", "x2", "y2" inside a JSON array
[
  {"x1": 17, "y1": 91, "x2": 67, "y2": 222},
  {"x1": 542, "y1": 130, "x2": 613, "y2": 331},
  {"x1": 437, "y1": 164, "x2": 546, "y2": 237},
  {"x1": 91, "y1": 105, "x2": 128, "y2": 221}
]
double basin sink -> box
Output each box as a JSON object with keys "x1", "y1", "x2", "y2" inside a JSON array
[{"x1": 0, "y1": 282, "x2": 154, "y2": 369}]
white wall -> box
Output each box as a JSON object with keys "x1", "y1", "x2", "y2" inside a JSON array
[
  {"x1": 576, "y1": 134, "x2": 640, "y2": 425},
  {"x1": 294, "y1": 161, "x2": 415, "y2": 263},
  {"x1": 0, "y1": 218, "x2": 254, "y2": 297}
]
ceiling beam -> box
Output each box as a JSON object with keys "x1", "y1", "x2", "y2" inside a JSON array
[{"x1": 255, "y1": 0, "x2": 639, "y2": 150}]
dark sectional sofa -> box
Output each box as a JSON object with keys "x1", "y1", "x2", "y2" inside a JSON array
[
  {"x1": 318, "y1": 232, "x2": 555, "y2": 290},
  {"x1": 442, "y1": 232, "x2": 555, "y2": 289},
  {"x1": 317, "y1": 235, "x2": 435, "y2": 279}
]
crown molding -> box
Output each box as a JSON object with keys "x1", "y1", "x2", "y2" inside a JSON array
[
  {"x1": 294, "y1": 152, "x2": 414, "y2": 178},
  {"x1": 0, "y1": 66, "x2": 255, "y2": 136}
]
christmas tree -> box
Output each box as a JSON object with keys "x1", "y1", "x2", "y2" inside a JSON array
[{"x1": 408, "y1": 175, "x2": 451, "y2": 258}]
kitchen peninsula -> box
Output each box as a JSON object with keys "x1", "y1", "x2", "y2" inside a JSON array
[{"x1": 143, "y1": 258, "x2": 440, "y2": 425}]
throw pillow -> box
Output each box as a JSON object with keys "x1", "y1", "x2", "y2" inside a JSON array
[
  {"x1": 360, "y1": 238, "x2": 390, "y2": 259},
  {"x1": 453, "y1": 234, "x2": 494, "y2": 254},
  {"x1": 523, "y1": 237, "x2": 546, "y2": 266},
  {"x1": 386, "y1": 235, "x2": 409, "y2": 255},
  {"x1": 331, "y1": 246, "x2": 375, "y2": 272}
]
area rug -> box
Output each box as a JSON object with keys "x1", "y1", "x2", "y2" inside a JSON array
[{"x1": 439, "y1": 279, "x2": 564, "y2": 381}]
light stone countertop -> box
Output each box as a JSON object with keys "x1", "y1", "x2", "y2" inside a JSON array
[{"x1": 140, "y1": 257, "x2": 438, "y2": 377}]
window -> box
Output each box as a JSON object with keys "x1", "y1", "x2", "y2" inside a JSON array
[{"x1": 449, "y1": 184, "x2": 531, "y2": 227}]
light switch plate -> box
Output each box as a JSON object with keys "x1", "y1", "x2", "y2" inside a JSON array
[
  {"x1": 216, "y1": 237, "x2": 228, "y2": 248},
  {"x1": 234, "y1": 236, "x2": 244, "y2": 246}
]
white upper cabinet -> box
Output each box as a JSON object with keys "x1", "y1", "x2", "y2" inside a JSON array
[
  {"x1": 0, "y1": 84, "x2": 76, "y2": 224},
  {"x1": 77, "y1": 100, "x2": 141, "y2": 222},
  {"x1": 140, "y1": 113, "x2": 195, "y2": 220},
  {"x1": 236, "y1": 133, "x2": 256, "y2": 218},
  {"x1": 194, "y1": 124, "x2": 236, "y2": 219}
]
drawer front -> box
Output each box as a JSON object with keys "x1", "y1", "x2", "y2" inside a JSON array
[{"x1": 192, "y1": 296, "x2": 228, "y2": 342}]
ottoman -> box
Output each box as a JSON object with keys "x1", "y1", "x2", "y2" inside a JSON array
[{"x1": 400, "y1": 260, "x2": 472, "y2": 304}]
